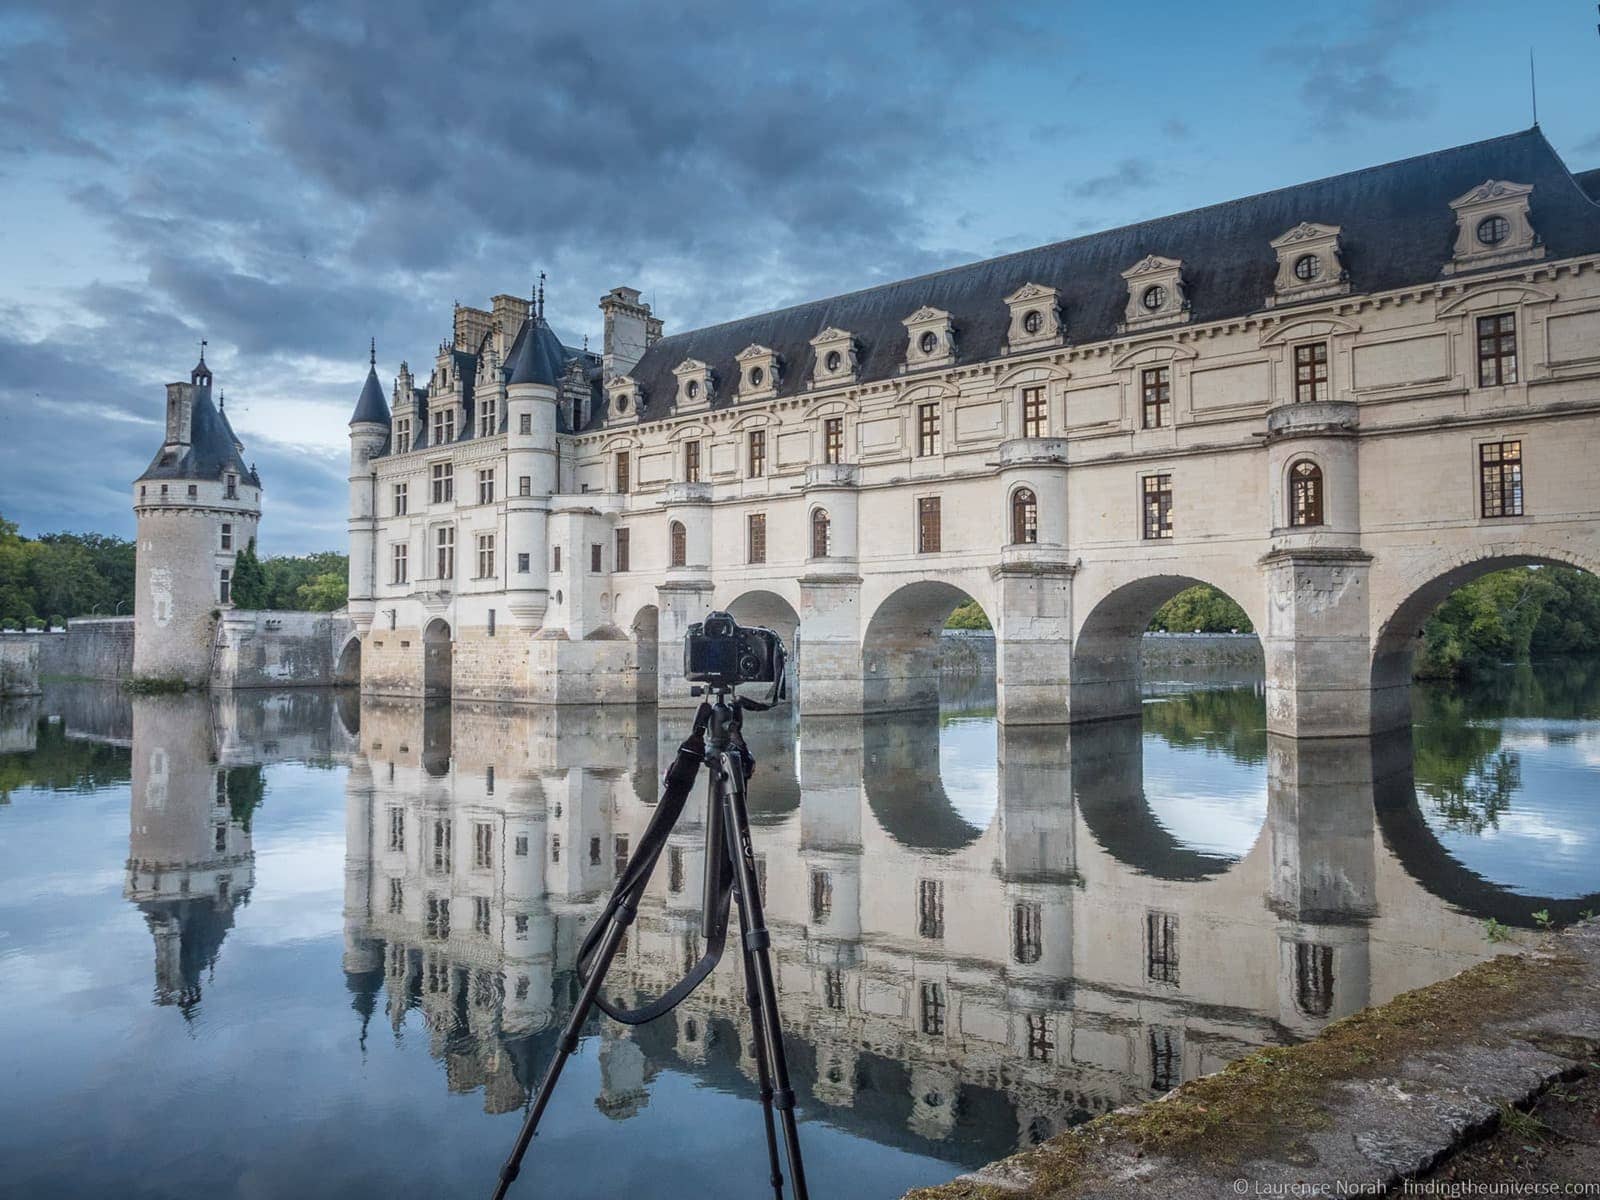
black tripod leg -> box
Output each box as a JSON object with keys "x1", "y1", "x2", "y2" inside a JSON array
[
  {"x1": 733, "y1": 872, "x2": 786, "y2": 1199},
  {"x1": 491, "y1": 880, "x2": 641, "y2": 1200},
  {"x1": 717, "y1": 752, "x2": 810, "y2": 1200}
]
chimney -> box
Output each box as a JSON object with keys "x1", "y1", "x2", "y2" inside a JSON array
[
  {"x1": 599, "y1": 286, "x2": 662, "y2": 378},
  {"x1": 164, "y1": 382, "x2": 194, "y2": 448}
]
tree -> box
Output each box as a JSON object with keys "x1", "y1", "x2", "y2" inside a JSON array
[
  {"x1": 944, "y1": 599, "x2": 991, "y2": 630},
  {"x1": 296, "y1": 571, "x2": 348, "y2": 612},
  {"x1": 1148, "y1": 585, "x2": 1253, "y2": 634},
  {"x1": 230, "y1": 540, "x2": 269, "y2": 609}
]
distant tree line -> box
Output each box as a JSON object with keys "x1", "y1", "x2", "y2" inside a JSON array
[
  {"x1": 943, "y1": 569, "x2": 1600, "y2": 680},
  {"x1": 0, "y1": 512, "x2": 347, "y2": 629}
]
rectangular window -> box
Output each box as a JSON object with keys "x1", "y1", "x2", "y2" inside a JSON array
[
  {"x1": 519, "y1": 412, "x2": 531, "y2": 435},
  {"x1": 1028, "y1": 1014, "x2": 1055, "y2": 1062},
  {"x1": 916, "y1": 878, "x2": 944, "y2": 939},
  {"x1": 487, "y1": 609, "x2": 495, "y2": 637},
  {"x1": 431, "y1": 462, "x2": 454, "y2": 504},
  {"x1": 667, "y1": 846, "x2": 685, "y2": 894},
  {"x1": 1021, "y1": 385, "x2": 1047, "y2": 437},
  {"x1": 588, "y1": 836, "x2": 601, "y2": 866},
  {"x1": 224, "y1": 474, "x2": 238, "y2": 499},
  {"x1": 391, "y1": 542, "x2": 408, "y2": 585},
  {"x1": 1293, "y1": 341, "x2": 1329, "y2": 403},
  {"x1": 615, "y1": 528, "x2": 630, "y2": 573},
  {"x1": 823, "y1": 417, "x2": 843, "y2": 464},
  {"x1": 748, "y1": 430, "x2": 766, "y2": 478},
  {"x1": 919, "y1": 982, "x2": 946, "y2": 1036},
  {"x1": 1150, "y1": 1027, "x2": 1180, "y2": 1091},
  {"x1": 476, "y1": 533, "x2": 495, "y2": 579},
  {"x1": 432, "y1": 407, "x2": 456, "y2": 445},
  {"x1": 188, "y1": 484, "x2": 198, "y2": 499},
  {"x1": 387, "y1": 807, "x2": 405, "y2": 852},
  {"x1": 550, "y1": 835, "x2": 561, "y2": 863},
  {"x1": 387, "y1": 877, "x2": 404, "y2": 914},
  {"x1": 219, "y1": 569, "x2": 231, "y2": 604},
  {"x1": 431, "y1": 818, "x2": 453, "y2": 874},
  {"x1": 615, "y1": 451, "x2": 630, "y2": 494},
  {"x1": 1141, "y1": 367, "x2": 1171, "y2": 429},
  {"x1": 809, "y1": 870, "x2": 832, "y2": 923},
  {"x1": 590, "y1": 543, "x2": 603, "y2": 574},
  {"x1": 473, "y1": 822, "x2": 493, "y2": 870},
  {"x1": 684, "y1": 440, "x2": 701, "y2": 483},
  {"x1": 917, "y1": 402, "x2": 941, "y2": 456},
  {"x1": 1012, "y1": 901, "x2": 1042, "y2": 964},
  {"x1": 514, "y1": 833, "x2": 528, "y2": 857},
  {"x1": 1142, "y1": 474, "x2": 1173, "y2": 540},
  {"x1": 214, "y1": 823, "x2": 227, "y2": 853},
  {"x1": 394, "y1": 418, "x2": 412, "y2": 454},
  {"x1": 747, "y1": 513, "x2": 766, "y2": 564},
  {"x1": 220, "y1": 523, "x2": 232, "y2": 551},
  {"x1": 473, "y1": 895, "x2": 491, "y2": 936},
  {"x1": 425, "y1": 895, "x2": 449, "y2": 938},
  {"x1": 477, "y1": 468, "x2": 495, "y2": 505},
  {"x1": 917, "y1": 496, "x2": 941, "y2": 553},
  {"x1": 552, "y1": 545, "x2": 561, "y2": 573},
  {"x1": 1477, "y1": 312, "x2": 1518, "y2": 387},
  {"x1": 1479, "y1": 440, "x2": 1524, "y2": 518},
  {"x1": 516, "y1": 552, "x2": 529, "y2": 573},
  {"x1": 393, "y1": 482, "x2": 408, "y2": 516},
  {"x1": 824, "y1": 968, "x2": 845, "y2": 1011},
  {"x1": 479, "y1": 395, "x2": 497, "y2": 437},
  {"x1": 613, "y1": 835, "x2": 630, "y2": 878},
  {"x1": 1146, "y1": 910, "x2": 1179, "y2": 984},
  {"x1": 435, "y1": 526, "x2": 455, "y2": 579}
]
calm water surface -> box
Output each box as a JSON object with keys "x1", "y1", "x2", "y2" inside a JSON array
[{"x1": 2, "y1": 662, "x2": 1598, "y2": 1199}]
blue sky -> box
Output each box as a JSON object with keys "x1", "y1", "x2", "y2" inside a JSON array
[{"x1": 1, "y1": 0, "x2": 1596, "y2": 555}]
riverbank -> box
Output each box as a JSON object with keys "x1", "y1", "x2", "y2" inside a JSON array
[{"x1": 906, "y1": 921, "x2": 1600, "y2": 1199}]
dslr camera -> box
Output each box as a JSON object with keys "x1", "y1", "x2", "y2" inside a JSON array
[{"x1": 684, "y1": 611, "x2": 786, "y2": 690}]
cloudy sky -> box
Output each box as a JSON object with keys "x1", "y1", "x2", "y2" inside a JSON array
[{"x1": 1, "y1": 1, "x2": 1596, "y2": 555}]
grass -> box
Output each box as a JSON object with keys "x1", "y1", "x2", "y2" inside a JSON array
[{"x1": 122, "y1": 676, "x2": 197, "y2": 694}]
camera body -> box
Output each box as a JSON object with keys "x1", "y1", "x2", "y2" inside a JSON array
[{"x1": 684, "y1": 611, "x2": 786, "y2": 689}]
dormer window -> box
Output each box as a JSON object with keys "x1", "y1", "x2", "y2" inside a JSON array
[
  {"x1": 735, "y1": 344, "x2": 779, "y2": 400},
  {"x1": 224, "y1": 474, "x2": 238, "y2": 499},
  {"x1": 1120, "y1": 257, "x2": 1188, "y2": 331},
  {"x1": 605, "y1": 373, "x2": 641, "y2": 418},
  {"x1": 1446, "y1": 180, "x2": 1541, "y2": 274},
  {"x1": 1268, "y1": 224, "x2": 1348, "y2": 306},
  {"x1": 810, "y1": 327, "x2": 859, "y2": 387},
  {"x1": 902, "y1": 306, "x2": 955, "y2": 371},
  {"x1": 1004, "y1": 283, "x2": 1064, "y2": 352},
  {"x1": 672, "y1": 359, "x2": 713, "y2": 409}
]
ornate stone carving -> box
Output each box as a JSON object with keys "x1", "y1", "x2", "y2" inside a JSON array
[
  {"x1": 1444, "y1": 180, "x2": 1542, "y2": 275},
  {"x1": 1267, "y1": 222, "x2": 1349, "y2": 307},
  {"x1": 1003, "y1": 282, "x2": 1064, "y2": 351},
  {"x1": 901, "y1": 305, "x2": 956, "y2": 371},
  {"x1": 809, "y1": 326, "x2": 859, "y2": 387},
  {"x1": 1119, "y1": 256, "x2": 1188, "y2": 332}
]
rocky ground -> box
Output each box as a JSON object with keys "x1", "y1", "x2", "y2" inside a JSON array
[{"x1": 1421, "y1": 1061, "x2": 1600, "y2": 1188}]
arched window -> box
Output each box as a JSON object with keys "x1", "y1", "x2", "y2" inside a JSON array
[
  {"x1": 1289, "y1": 460, "x2": 1324, "y2": 527},
  {"x1": 1010, "y1": 487, "x2": 1038, "y2": 545},
  {"x1": 810, "y1": 508, "x2": 831, "y2": 559},
  {"x1": 669, "y1": 521, "x2": 687, "y2": 568}
]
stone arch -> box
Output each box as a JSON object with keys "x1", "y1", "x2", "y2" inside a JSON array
[
  {"x1": 630, "y1": 604, "x2": 659, "y2": 703},
  {"x1": 334, "y1": 635, "x2": 361, "y2": 687},
  {"x1": 724, "y1": 588, "x2": 802, "y2": 698},
  {"x1": 422, "y1": 618, "x2": 452, "y2": 698},
  {"x1": 1369, "y1": 542, "x2": 1600, "y2": 733},
  {"x1": 1071, "y1": 569, "x2": 1264, "y2": 725},
  {"x1": 862, "y1": 580, "x2": 994, "y2": 712},
  {"x1": 864, "y1": 709, "x2": 993, "y2": 853}
]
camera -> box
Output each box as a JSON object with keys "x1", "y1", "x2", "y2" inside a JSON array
[{"x1": 684, "y1": 611, "x2": 786, "y2": 689}]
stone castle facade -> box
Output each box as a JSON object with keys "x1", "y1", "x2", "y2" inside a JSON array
[{"x1": 345, "y1": 129, "x2": 1600, "y2": 736}]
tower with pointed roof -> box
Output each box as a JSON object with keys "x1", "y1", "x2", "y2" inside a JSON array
[
  {"x1": 131, "y1": 349, "x2": 262, "y2": 685},
  {"x1": 347, "y1": 339, "x2": 391, "y2": 639}
]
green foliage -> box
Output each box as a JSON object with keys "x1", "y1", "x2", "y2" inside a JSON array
[
  {"x1": 224, "y1": 765, "x2": 266, "y2": 832},
  {"x1": 0, "y1": 514, "x2": 134, "y2": 625},
  {"x1": 1141, "y1": 686, "x2": 1270, "y2": 764},
  {"x1": 295, "y1": 571, "x2": 348, "y2": 612},
  {"x1": 0, "y1": 716, "x2": 131, "y2": 803},
  {"x1": 230, "y1": 540, "x2": 270, "y2": 609},
  {"x1": 1148, "y1": 585, "x2": 1253, "y2": 634},
  {"x1": 123, "y1": 677, "x2": 194, "y2": 694},
  {"x1": 1416, "y1": 566, "x2": 1600, "y2": 679},
  {"x1": 1532, "y1": 909, "x2": 1554, "y2": 930},
  {"x1": 1482, "y1": 917, "x2": 1514, "y2": 943},
  {"x1": 944, "y1": 599, "x2": 991, "y2": 630}
]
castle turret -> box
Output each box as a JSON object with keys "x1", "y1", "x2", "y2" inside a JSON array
[
  {"x1": 503, "y1": 310, "x2": 565, "y2": 629},
  {"x1": 348, "y1": 341, "x2": 391, "y2": 635},
  {"x1": 132, "y1": 348, "x2": 261, "y2": 685}
]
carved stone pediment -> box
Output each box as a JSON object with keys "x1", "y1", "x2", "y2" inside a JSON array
[
  {"x1": 810, "y1": 327, "x2": 859, "y2": 387},
  {"x1": 671, "y1": 358, "x2": 714, "y2": 408},
  {"x1": 901, "y1": 306, "x2": 956, "y2": 370},
  {"x1": 735, "y1": 344, "x2": 780, "y2": 400},
  {"x1": 1003, "y1": 281, "x2": 1064, "y2": 351},
  {"x1": 1267, "y1": 223, "x2": 1349, "y2": 307},
  {"x1": 1120, "y1": 256, "x2": 1188, "y2": 331},
  {"x1": 1444, "y1": 179, "x2": 1542, "y2": 275}
]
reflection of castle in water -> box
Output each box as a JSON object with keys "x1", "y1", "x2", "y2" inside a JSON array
[{"x1": 339, "y1": 696, "x2": 1505, "y2": 1164}]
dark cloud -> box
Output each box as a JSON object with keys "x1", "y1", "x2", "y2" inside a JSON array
[
  {"x1": 1272, "y1": 1, "x2": 1445, "y2": 132},
  {"x1": 1071, "y1": 158, "x2": 1156, "y2": 201}
]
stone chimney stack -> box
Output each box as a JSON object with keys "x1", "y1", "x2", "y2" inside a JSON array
[
  {"x1": 599, "y1": 287, "x2": 663, "y2": 378},
  {"x1": 491, "y1": 294, "x2": 532, "y2": 358},
  {"x1": 164, "y1": 382, "x2": 194, "y2": 448}
]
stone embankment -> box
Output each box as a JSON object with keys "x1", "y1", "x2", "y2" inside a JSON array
[{"x1": 907, "y1": 921, "x2": 1600, "y2": 1200}]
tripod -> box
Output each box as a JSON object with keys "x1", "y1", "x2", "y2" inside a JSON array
[{"x1": 492, "y1": 688, "x2": 809, "y2": 1200}]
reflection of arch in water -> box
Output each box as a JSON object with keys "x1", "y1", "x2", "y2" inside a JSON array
[
  {"x1": 1372, "y1": 730, "x2": 1600, "y2": 926},
  {"x1": 1070, "y1": 717, "x2": 1253, "y2": 881},
  {"x1": 739, "y1": 710, "x2": 801, "y2": 825},
  {"x1": 862, "y1": 581, "x2": 994, "y2": 713},
  {"x1": 421, "y1": 700, "x2": 452, "y2": 777},
  {"x1": 1071, "y1": 573, "x2": 1263, "y2": 726},
  {"x1": 863, "y1": 709, "x2": 993, "y2": 852},
  {"x1": 422, "y1": 618, "x2": 452, "y2": 698},
  {"x1": 1371, "y1": 547, "x2": 1600, "y2": 733},
  {"x1": 334, "y1": 635, "x2": 361, "y2": 686},
  {"x1": 631, "y1": 605, "x2": 659, "y2": 703}
]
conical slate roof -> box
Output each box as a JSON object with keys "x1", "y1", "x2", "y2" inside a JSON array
[
  {"x1": 350, "y1": 365, "x2": 391, "y2": 425},
  {"x1": 136, "y1": 383, "x2": 259, "y2": 486},
  {"x1": 506, "y1": 316, "x2": 570, "y2": 387}
]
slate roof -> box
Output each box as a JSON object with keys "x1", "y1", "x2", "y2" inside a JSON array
[
  {"x1": 349, "y1": 365, "x2": 391, "y2": 425},
  {"x1": 1576, "y1": 166, "x2": 1600, "y2": 203},
  {"x1": 506, "y1": 315, "x2": 570, "y2": 386},
  {"x1": 616, "y1": 128, "x2": 1600, "y2": 425},
  {"x1": 137, "y1": 383, "x2": 260, "y2": 486}
]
